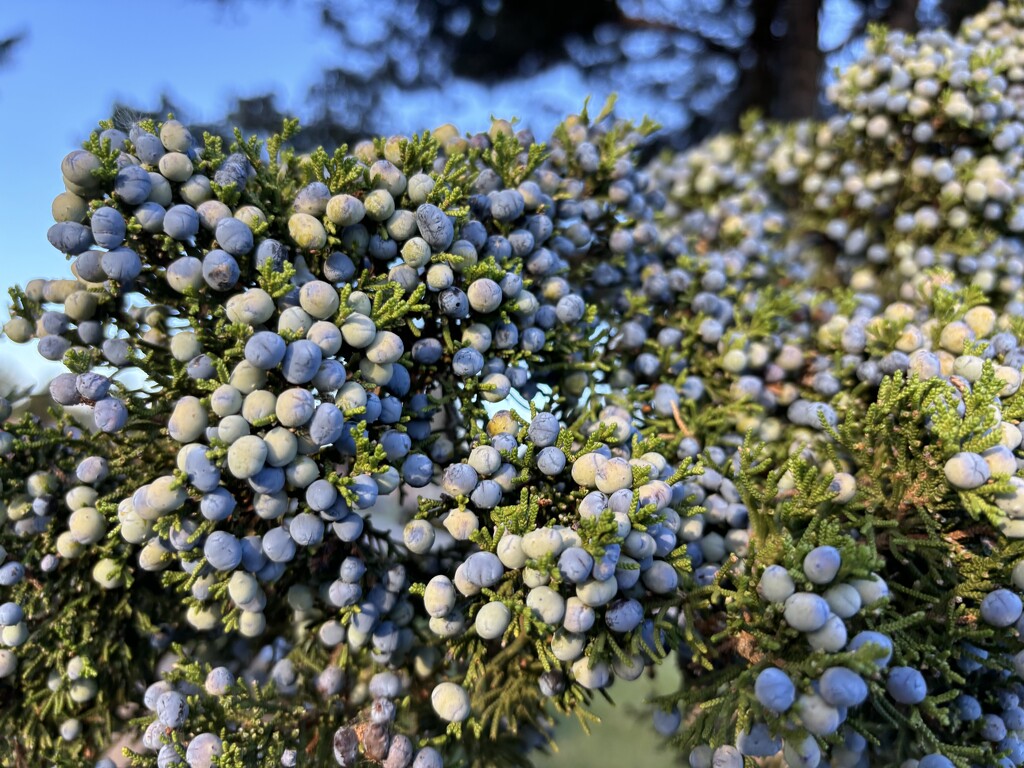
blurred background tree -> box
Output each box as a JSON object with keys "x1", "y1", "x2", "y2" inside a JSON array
[
  {"x1": 104, "y1": 0, "x2": 990, "y2": 151},
  {"x1": 0, "y1": 33, "x2": 24, "y2": 69}
]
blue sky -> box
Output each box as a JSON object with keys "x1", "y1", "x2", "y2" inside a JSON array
[
  {"x1": 0, "y1": 1, "x2": 325, "y2": 388},
  {"x1": 0, "y1": 1, "x2": 622, "y2": 391}
]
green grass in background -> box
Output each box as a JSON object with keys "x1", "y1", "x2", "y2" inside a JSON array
[{"x1": 535, "y1": 660, "x2": 682, "y2": 768}]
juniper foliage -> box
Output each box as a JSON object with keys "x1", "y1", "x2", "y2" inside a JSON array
[{"x1": 3, "y1": 4, "x2": 1024, "y2": 768}]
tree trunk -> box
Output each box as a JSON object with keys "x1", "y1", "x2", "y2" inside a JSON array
[
  {"x1": 942, "y1": 0, "x2": 988, "y2": 31},
  {"x1": 729, "y1": 0, "x2": 783, "y2": 127},
  {"x1": 884, "y1": 0, "x2": 919, "y2": 32},
  {"x1": 774, "y1": 0, "x2": 824, "y2": 120}
]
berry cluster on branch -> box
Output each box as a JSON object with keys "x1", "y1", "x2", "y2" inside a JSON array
[{"x1": 3, "y1": 4, "x2": 1024, "y2": 768}]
